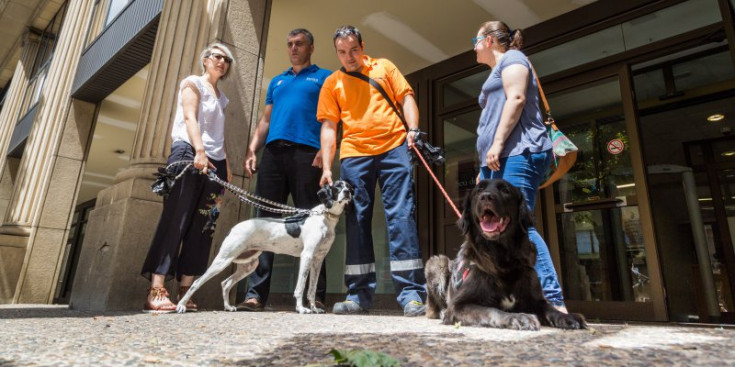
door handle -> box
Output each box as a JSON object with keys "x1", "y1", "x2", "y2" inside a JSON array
[{"x1": 563, "y1": 198, "x2": 625, "y2": 212}]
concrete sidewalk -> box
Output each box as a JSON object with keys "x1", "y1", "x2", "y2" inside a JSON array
[{"x1": 1, "y1": 304, "x2": 734, "y2": 366}]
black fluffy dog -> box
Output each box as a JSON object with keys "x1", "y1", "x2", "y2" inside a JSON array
[{"x1": 425, "y1": 179, "x2": 586, "y2": 330}]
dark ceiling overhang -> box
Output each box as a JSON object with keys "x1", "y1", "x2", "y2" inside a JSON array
[{"x1": 71, "y1": 0, "x2": 163, "y2": 103}]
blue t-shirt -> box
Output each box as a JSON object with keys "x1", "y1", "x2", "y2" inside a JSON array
[
  {"x1": 265, "y1": 64, "x2": 332, "y2": 149},
  {"x1": 476, "y1": 50, "x2": 551, "y2": 165}
]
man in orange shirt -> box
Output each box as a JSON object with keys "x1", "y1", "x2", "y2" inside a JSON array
[{"x1": 317, "y1": 25, "x2": 426, "y2": 317}]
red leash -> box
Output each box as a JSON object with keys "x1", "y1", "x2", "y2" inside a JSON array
[{"x1": 411, "y1": 145, "x2": 462, "y2": 219}]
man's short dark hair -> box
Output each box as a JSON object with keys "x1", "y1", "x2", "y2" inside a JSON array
[
  {"x1": 288, "y1": 28, "x2": 314, "y2": 45},
  {"x1": 333, "y1": 25, "x2": 362, "y2": 45}
]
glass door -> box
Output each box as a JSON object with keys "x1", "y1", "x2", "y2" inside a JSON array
[
  {"x1": 543, "y1": 74, "x2": 665, "y2": 321},
  {"x1": 434, "y1": 68, "x2": 489, "y2": 257},
  {"x1": 715, "y1": 166, "x2": 735, "y2": 322},
  {"x1": 674, "y1": 137, "x2": 735, "y2": 323},
  {"x1": 634, "y1": 45, "x2": 735, "y2": 323},
  {"x1": 439, "y1": 108, "x2": 480, "y2": 256}
]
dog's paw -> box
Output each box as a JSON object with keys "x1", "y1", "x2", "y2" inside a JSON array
[
  {"x1": 224, "y1": 305, "x2": 237, "y2": 312},
  {"x1": 296, "y1": 306, "x2": 313, "y2": 314},
  {"x1": 547, "y1": 312, "x2": 587, "y2": 330},
  {"x1": 503, "y1": 313, "x2": 540, "y2": 331},
  {"x1": 311, "y1": 306, "x2": 325, "y2": 314},
  {"x1": 176, "y1": 304, "x2": 187, "y2": 314}
]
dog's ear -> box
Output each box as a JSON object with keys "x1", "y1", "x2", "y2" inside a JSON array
[
  {"x1": 317, "y1": 185, "x2": 334, "y2": 208},
  {"x1": 457, "y1": 187, "x2": 476, "y2": 237}
]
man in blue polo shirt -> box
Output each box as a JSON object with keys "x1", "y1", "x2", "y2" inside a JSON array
[{"x1": 238, "y1": 28, "x2": 333, "y2": 311}]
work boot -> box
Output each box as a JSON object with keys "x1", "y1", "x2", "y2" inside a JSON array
[
  {"x1": 403, "y1": 300, "x2": 426, "y2": 317},
  {"x1": 332, "y1": 300, "x2": 367, "y2": 315}
]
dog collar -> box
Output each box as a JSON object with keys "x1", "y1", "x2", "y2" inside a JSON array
[{"x1": 323, "y1": 211, "x2": 340, "y2": 219}]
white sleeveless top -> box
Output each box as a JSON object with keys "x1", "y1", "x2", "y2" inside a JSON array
[{"x1": 171, "y1": 75, "x2": 229, "y2": 161}]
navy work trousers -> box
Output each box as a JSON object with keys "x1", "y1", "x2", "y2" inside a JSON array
[{"x1": 340, "y1": 141, "x2": 426, "y2": 310}]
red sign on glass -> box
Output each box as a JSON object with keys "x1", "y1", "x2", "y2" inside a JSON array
[{"x1": 607, "y1": 138, "x2": 624, "y2": 155}]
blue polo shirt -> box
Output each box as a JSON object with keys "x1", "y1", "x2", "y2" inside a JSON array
[{"x1": 265, "y1": 64, "x2": 332, "y2": 149}]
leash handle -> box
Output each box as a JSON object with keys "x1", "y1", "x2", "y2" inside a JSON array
[{"x1": 411, "y1": 145, "x2": 461, "y2": 219}]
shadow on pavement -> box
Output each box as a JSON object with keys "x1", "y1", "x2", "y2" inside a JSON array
[
  {"x1": 0, "y1": 306, "x2": 140, "y2": 320},
  {"x1": 223, "y1": 328, "x2": 719, "y2": 367}
]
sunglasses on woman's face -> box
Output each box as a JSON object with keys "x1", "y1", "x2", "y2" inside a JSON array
[
  {"x1": 208, "y1": 53, "x2": 232, "y2": 64},
  {"x1": 472, "y1": 36, "x2": 487, "y2": 47}
]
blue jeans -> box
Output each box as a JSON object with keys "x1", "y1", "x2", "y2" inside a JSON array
[
  {"x1": 480, "y1": 150, "x2": 565, "y2": 307},
  {"x1": 340, "y1": 141, "x2": 426, "y2": 309}
]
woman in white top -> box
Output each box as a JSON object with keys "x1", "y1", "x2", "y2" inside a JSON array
[{"x1": 141, "y1": 43, "x2": 234, "y2": 313}]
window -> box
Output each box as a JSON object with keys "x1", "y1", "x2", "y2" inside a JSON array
[
  {"x1": 29, "y1": 2, "x2": 69, "y2": 78},
  {"x1": 105, "y1": 0, "x2": 132, "y2": 26},
  {"x1": 530, "y1": 0, "x2": 722, "y2": 77}
]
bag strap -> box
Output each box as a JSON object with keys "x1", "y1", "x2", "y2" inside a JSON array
[
  {"x1": 528, "y1": 63, "x2": 552, "y2": 122},
  {"x1": 339, "y1": 67, "x2": 409, "y2": 132}
]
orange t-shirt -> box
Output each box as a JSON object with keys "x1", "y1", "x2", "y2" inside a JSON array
[{"x1": 317, "y1": 55, "x2": 414, "y2": 159}]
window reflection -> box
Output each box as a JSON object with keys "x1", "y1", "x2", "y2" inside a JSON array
[
  {"x1": 105, "y1": 0, "x2": 132, "y2": 26},
  {"x1": 531, "y1": 0, "x2": 721, "y2": 77},
  {"x1": 549, "y1": 78, "x2": 635, "y2": 203},
  {"x1": 442, "y1": 110, "x2": 480, "y2": 218},
  {"x1": 442, "y1": 69, "x2": 490, "y2": 107},
  {"x1": 559, "y1": 207, "x2": 650, "y2": 302}
]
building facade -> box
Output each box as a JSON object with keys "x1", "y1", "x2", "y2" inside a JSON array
[
  {"x1": 0, "y1": 0, "x2": 733, "y2": 324},
  {"x1": 0, "y1": 0, "x2": 268, "y2": 310}
]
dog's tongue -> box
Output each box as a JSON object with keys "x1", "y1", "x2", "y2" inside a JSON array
[{"x1": 481, "y1": 215, "x2": 506, "y2": 233}]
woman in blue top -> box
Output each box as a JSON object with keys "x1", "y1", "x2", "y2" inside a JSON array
[{"x1": 473, "y1": 21, "x2": 566, "y2": 310}]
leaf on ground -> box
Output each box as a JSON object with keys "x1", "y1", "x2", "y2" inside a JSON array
[{"x1": 329, "y1": 348, "x2": 400, "y2": 367}]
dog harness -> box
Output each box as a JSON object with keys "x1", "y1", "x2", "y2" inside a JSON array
[
  {"x1": 260, "y1": 213, "x2": 309, "y2": 238},
  {"x1": 453, "y1": 259, "x2": 474, "y2": 289}
]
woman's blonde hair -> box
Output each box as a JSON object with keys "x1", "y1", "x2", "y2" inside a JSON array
[
  {"x1": 478, "y1": 21, "x2": 523, "y2": 51},
  {"x1": 199, "y1": 42, "x2": 235, "y2": 80}
]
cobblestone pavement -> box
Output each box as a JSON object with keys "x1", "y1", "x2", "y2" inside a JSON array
[{"x1": 2, "y1": 304, "x2": 735, "y2": 366}]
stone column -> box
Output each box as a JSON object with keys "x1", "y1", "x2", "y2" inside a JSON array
[
  {"x1": 5, "y1": 0, "x2": 97, "y2": 303},
  {"x1": 70, "y1": 0, "x2": 271, "y2": 311},
  {"x1": 0, "y1": 32, "x2": 40, "y2": 303},
  {"x1": 0, "y1": 32, "x2": 40, "y2": 223}
]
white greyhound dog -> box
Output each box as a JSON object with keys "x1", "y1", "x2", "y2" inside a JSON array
[{"x1": 176, "y1": 181, "x2": 353, "y2": 314}]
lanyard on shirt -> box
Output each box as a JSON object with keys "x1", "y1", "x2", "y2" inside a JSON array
[{"x1": 339, "y1": 67, "x2": 409, "y2": 133}]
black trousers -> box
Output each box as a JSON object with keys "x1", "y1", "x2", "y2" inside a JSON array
[
  {"x1": 241, "y1": 141, "x2": 327, "y2": 304},
  {"x1": 141, "y1": 141, "x2": 228, "y2": 282}
]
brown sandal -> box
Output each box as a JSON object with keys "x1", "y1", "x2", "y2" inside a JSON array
[
  {"x1": 177, "y1": 286, "x2": 198, "y2": 312},
  {"x1": 236, "y1": 297, "x2": 264, "y2": 312},
  {"x1": 144, "y1": 287, "x2": 176, "y2": 313}
]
